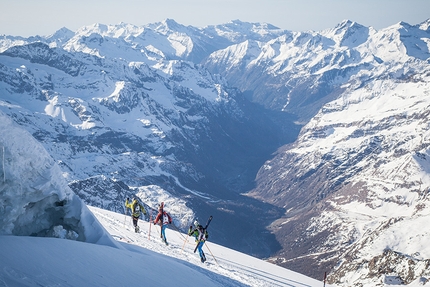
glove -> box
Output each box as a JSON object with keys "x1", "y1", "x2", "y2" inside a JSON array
[{"x1": 127, "y1": 197, "x2": 129, "y2": 201}]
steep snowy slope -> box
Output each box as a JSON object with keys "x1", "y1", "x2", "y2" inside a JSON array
[
  {"x1": 249, "y1": 56, "x2": 430, "y2": 285},
  {"x1": 0, "y1": 205, "x2": 329, "y2": 287},
  {"x1": 202, "y1": 18, "x2": 430, "y2": 284},
  {"x1": 90, "y1": 206, "x2": 328, "y2": 287}
]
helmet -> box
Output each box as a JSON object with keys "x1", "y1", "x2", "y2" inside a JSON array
[{"x1": 193, "y1": 220, "x2": 200, "y2": 227}]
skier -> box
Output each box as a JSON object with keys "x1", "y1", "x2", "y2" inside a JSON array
[
  {"x1": 153, "y1": 202, "x2": 172, "y2": 244},
  {"x1": 125, "y1": 197, "x2": 147, "y2": 233},
  {"x1": 188, "y1": 224, "x2": 209, "y2": 263}
]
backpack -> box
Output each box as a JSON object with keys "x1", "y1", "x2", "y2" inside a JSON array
[
  {"x1": 134, "y1": 204, "x2": 140, "y2": 213},
  {"x1": 162, "y1": 212, "x2": 170, "y2": 225},
  {"x1": 197, "y1": 226, "x2": 208, "y2": 241}
]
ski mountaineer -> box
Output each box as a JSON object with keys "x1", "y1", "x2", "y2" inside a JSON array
[
  {"x1": 153, "y1": 202, "x2": 172, "y2": 245},
  {"x1": 125, "y1": 197, "x2": 147, "y2": 233},
  {"x1": 188, "y1": 224, "x2": 209, "y2": 263}
]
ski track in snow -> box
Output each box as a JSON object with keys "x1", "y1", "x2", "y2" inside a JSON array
[{"x1": 90, "y1": 206, "x2": 325, "y2": 287}]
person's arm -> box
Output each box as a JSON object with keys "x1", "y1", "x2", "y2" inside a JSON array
[
  {"x1": 140, "y1": 204, "x2": 147, "y2": 215},
  {"x1": 124, "y1": 198, "x2": 131, "y2": 209},
  {"x1": 153, "y1": 213, "x2": 161, "y2": 224},
  {"x1": 188, "y1": 228, "x2": 197, "y2": 236}
]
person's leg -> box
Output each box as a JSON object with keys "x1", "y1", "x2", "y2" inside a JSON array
[
  {"x1": 198, "y1": 242, "x2": 206, "y2": 262},
  {"x1": 161, "y1": 225, "x2": 167, "y2": 241},
  {"x1": 133, "y1": 216, "x2": 139, "y2": 232}
]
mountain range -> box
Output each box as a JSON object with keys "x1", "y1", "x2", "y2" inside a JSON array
[
  {"x1": 0, "y1": 110, "x2": 324, "y2": 287},
  {"x1": 1, "y1": 18, "x2": 430, "y2": 286}
]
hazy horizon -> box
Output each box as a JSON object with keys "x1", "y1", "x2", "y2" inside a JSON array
[{"x1": 1, "y1": 0, "x2": 430, "y2": 37}]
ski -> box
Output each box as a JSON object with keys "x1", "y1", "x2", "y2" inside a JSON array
[
  {"x1": 193, "y1": 242, "x2": 200, "y2": 253},
  {"x1": 204, "y1": 215, "x2": 213, "y2": 230}
]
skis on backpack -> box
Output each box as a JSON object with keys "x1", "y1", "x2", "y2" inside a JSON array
[
  {"x1": 204, "y1": 215, "x2": 213, "y2": 230},
  {"x1": 193, "y1": 215, "x2": 212, "y2": 253}
]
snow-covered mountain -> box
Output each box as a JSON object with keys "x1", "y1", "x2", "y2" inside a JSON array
[
  {"x1": 0, "y1": 114, "x2": 325, "y2": 286},
  {"x1": 0, "y1": 19, "x2": 295, "y2": 259},
  {"x1": 228, "y1": 20, "x2": 430, "y2": 285},
  {"x1": 204, "y1": 19, "x2": 430, "y2": 121},
  {"x1": 2, "y1": 17, "x2": 430, "y2": 286}
]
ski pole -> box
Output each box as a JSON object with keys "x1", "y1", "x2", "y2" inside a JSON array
[
  {"x1": 181, "y1": 235, "x2": 189, "y2": 253},
  {"x1": 170, "y1": 223, "x2": 186, "y2": 240},
  {"x1": 124, "y1": 207, "x2": 128, "y2": 228},
  {"x1": 148, "y1": 214, "x2": 152, "y2": 240},
  {"x1": 155, "y1": 224, "x2": 161, "y2": 235},
  {"x1": 205, "y1": 242, "x2": 219, "y2": 266}
]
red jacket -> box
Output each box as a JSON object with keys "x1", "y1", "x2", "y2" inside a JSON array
[{"x1": 154, "y1": 211, "x2": 172, "y2": 226}]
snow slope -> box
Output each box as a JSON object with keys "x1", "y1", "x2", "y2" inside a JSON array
[
  {"x1": 0, "y1": 206, "x2": 328, "y2": 287},
  {"x1": 0, "y1": 108, "x2": 325, "y2": 287}
]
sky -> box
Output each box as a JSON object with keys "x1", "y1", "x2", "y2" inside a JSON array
[{"x1": 1, "y1": 0, "x2": 430, "y2": 37}]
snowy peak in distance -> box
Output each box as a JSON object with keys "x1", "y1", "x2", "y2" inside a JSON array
[
  {"x1": 46, "y1": 27, "x2": 75, "y2": 44},
  {"x1": 419, "y1": 18, "x2": 430, "y2": 31},
  {"x1": 147, "y1": 18, "x2": 191, "y2": 33},
  {"x1": 322, "y1": 19, "x2": 370, "y2": 48},
  {"x1": 204, "y1": 19, "x2": 288, "y2": 42},
  {"x1": 376, "y1": 20, "x2": 430, "y2": 60},
  {"x1": 0, "y1": 19, "x2": 291, "y2": 62}
]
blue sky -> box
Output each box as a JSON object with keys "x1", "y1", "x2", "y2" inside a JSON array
[{"x1": 1, "y1": 0, "x2": 430, "y2": 36}]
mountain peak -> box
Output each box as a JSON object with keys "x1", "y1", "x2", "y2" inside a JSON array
[
  {"x1": 46, "y1": 27, "x2": 75, "y2": 42},
  {"x1": 77, "y1": 23, "x2": 109, "y2": 35},
  {"x1": 398, "y1": 20, "x2": 412, "y2": 27},
  {"x1": 337, "y1": 19, "x2": 354, "y2": 27},
  {"x1": 334, "y1": 19, "x2": 365, "y2": 31},
  {"x1": 323, "y1": 19, "x2": 369, "y2": 47},
  {"x1": 223, "y1": 19, "x2": 281, "y2": 31},
  {"x1": 419, "y1": 18, "x2": 430, "y2": 31},
  {"x1": 161, "y1": 18, "x2": 184, "y2": 30}
]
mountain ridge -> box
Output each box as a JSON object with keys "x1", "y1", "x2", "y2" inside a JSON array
[{"x1": 1, "y1": 18, "x2": 430, "y2": 286}]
